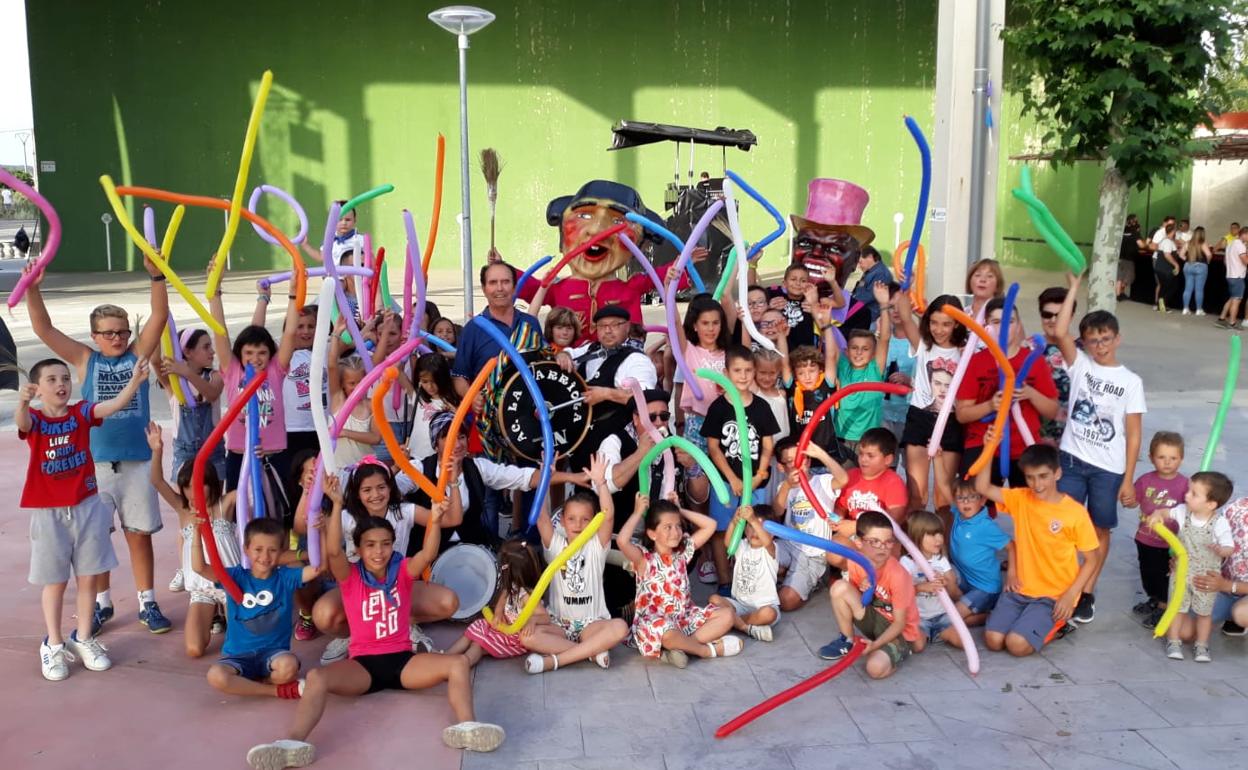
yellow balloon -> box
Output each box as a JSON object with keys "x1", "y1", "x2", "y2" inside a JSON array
[
  {"x1": 99, "y1": 176, "x2": 225, "y2": 336},
  {"x1": 207, "y1": 69, "x2": 273, "y2": 299},
  {"x1": 160, "y1": 327, "x2": 187, "y2": 406},
  {"x1": 482, "y1": 511, "x2": 605, "y2": 635},
  {"x1": 1151, "y1": 522, "x2": 1188, "y2": 638}
]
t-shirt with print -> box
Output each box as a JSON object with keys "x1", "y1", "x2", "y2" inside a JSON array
[
  {"x1": 950, "y1": 508, "x2": 1010, "y2": 592},
  {"x1": 957, "y1": 344, "x2": 1056, "y2": 454},
  {"x1": 847, "y1": 557, "x2": 919, "y2": 643},
  {"x1": 883, "y1": 337, "x2": 917, "y2": 425},
  {"x1": 839, "y1": 467, "x2": 907, "y2": 520},
  {"x1": 81, "y1": 349, "x2": 150, "y2": 462},
  {"x1": 785, "y1": 474, "x2": 842, "y2": 558},
  {"x1": 908, "y1": 342, "x2": 961, "y2": 413},
  {"x1": 1133, "y1": 471, "x2": 1187, "y2": 548},
  {"x1": 221, "y1": 565, "x2": 304, "y2": 657},
  {"x1": 1040, "y1": 342, "x2": 1071, "y2": 443},
  {"x1": 678, "y1": 344, "x2": 725, "y2": 416},
  {"x1": 21, "y1": 401, "x2": 104, "y2": 508},
  {"x1": 1059, "y1": 350, "x2": 1146, "y2": 474},
  {"x1": 341, "y1": 558, "x2": 416, "y2": 658},
  {"x1": 900, "y1": 553, "x2": 954, "y2": 620},
  {"x1": 732, "y1": 540, "x2": 779, "y2": 609},
  {"x1": 767, "y1": 285, "x2": 816, "y2": 351},
  {"x1": 701, "y1": 393, "x2": 780, "y2": 487},
  {"x1": 1000, "y1": 487, "x2": 1099, "y2": 599},
  {"x1": 223, "y1": 359, "x2": 289, "y2": 453},
  {"x1": 1227, "y1": 238, "x2": 1248, "y2": 280},
  {"x1": 1218, "y1": 498, "x2": 1248, "y2": 581},
  {"x1": 283, "y1": 348, "x2": 326, "y2": 433},
  {"x1": 787, "y1": 378, "x2": 840, "y2": 465},
  {"x1": 834, "y1": 357, "x2": 885, "y2": 441},
  {"x1": 544, "y1": 520, "x2": 609, "y2": 625}
]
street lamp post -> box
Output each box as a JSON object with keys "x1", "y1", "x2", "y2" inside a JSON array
[
  {"x1": 15, "y1": 132, "x2": 32, "y2": 177},
  {"x1": 429, "y1": 5, "x2": 495, "y2": 319}
]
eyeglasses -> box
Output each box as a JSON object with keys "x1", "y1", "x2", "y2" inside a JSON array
[
  {"x1": 747, "y1": 299, "x2": 768, "y2": 308},
  {"x1": 861, "y1": 537, "x2": 897, "y2": 550},
  {"x1": 955, "y1": 495, "x2": 981, "y2": 502},
  {"x1": 760, "y1": 320, "x2": 776, "y2": 329},
  {"x1": 647, "y1": 411, "x2": 671, "y2": 422},
  {"x1": 1039, "y1": 310, "x2": 1059, "y2": 320},
  {"x1": 595, "y1": 320, "x2": 628, "y2": 330},
  {"x1": 93, "y1": 329, "x2": 133, "y2": 340},
  {"x1": 1083, "y1": 334, "x2": 1116, "y2": 348}
]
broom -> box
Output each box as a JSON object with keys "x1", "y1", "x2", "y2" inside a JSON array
[{"x1": 480, "y1": 148, "x2": 502, "y2": 252}]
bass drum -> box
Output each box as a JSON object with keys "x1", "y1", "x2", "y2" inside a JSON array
[
  {"x1": 497, "y1": 360, "x2": 592, "y2": 463},
  {"x1": 429, "y1": 544, "x2": 497, "y2": 620}
]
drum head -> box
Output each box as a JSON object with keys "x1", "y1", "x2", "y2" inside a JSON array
[
  {"x1": 429, "y1": 544, "x2": 497, "y2": 620},
  {"x1": 499, "y1": 360, "x2": 592, "y2": 462}
]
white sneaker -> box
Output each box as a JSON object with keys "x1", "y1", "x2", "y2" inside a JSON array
[
  {"x1": 319, "y1": 636, "x2": 350, "y2": 665},
  {"x1": 1197, "y1": 310, "x2": 1207, "y2": 316},
  {"x1": 697, "y1": 561, "x2": 718, "y2": 585},
  {"x1": 246, "y1": 739, "x2": 315, "y2": 770},
  {"x1": 169, "y1": 568, "x2": 186, "y2": 593},
  {"x1": 66, "y1": 631, "x2": 112, "y2": 671},
  {"x1": 442, "y1": 721, "x2": 505, "y2": 752},
  {"x1": 1182, "y1": 309, "x2": 1191, "y2": 316},
  {"x1": 747, "y1": 624, "x2": 774, "y2": 642},
  {"x1": 1166, "y1": 640, "x2": 1184, "y2": 660},
  {"x1": 409, "y1": 623, "x2": 437, "y2": 653},
  {"x1": 40, "y1": 639, "x2": 72, "y2": 681},
  {"x1": 1193, "y1": 643, "x2": 1212, "y2": 663}
]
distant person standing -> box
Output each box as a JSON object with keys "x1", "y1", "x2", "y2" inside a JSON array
[
  {"x1": 1217, "y1": 228, "x2": 1248, "y2": 329},
  {"x1": 1, "y1": 187, "x2": 13, "y2": 216}
]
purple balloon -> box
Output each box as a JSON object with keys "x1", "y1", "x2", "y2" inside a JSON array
[{"x1": 248, "y1": 184, "x2": 308, "y2": 246}]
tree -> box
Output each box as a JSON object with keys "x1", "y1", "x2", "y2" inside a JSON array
[
  {"x1": 1003, "y1": 0, "x2": 1245, "y2": 311},
  {"x1": 0, "y1": 168, "x2": 33, "y2": 189}
]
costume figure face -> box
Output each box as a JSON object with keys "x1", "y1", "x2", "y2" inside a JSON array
[
  {"x1": 793, "y1": 228, "x2": 859, "y2": 283},
  {"x1": 561, "y1": 201, "x2": 641, "y2": 282}
]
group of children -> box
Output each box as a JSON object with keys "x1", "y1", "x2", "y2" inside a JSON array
[{"x1": 16, "y1": 205, "x2": 1244, "y2": 768}]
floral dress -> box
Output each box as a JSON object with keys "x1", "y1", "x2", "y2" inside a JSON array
[{"x1": 625, "y1": 536, "x2": 716, "y2": 657}]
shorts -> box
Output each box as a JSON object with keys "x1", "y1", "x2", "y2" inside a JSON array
[
  {"x1": 986, "y1": 592, "x2": 1061, "y2": 652},
  {"x1": 725, "y1": 596, "x2": 780, "y2": 625},
  {"x1": 901, "y1": 405, "x2": 963, "y2": 453},
  {"x1": 96, "y1": 459, "x2": 162, "y2": 534},
  {"x1": 191, "y1": 587, "x2": 227, "y2": 606},
  {"x1": 219, "y1": 648, "x2": 296, "y2": 681},
  {"x1": 957, "y1": 583, "x2": 1001, "y2": 614},
  {"x1": 682, "y1": 412, "x2": 708, "y2": 478},
  {"x1": 1212, "y1": 591, "x2": 1244, "y2": 623},
  {"x1": 632, "y1": 603, "x2": 715, "y2": 658},
  {"x1": 1228, "y1": 277, "x2": 1245, "y2": 299},
  {"x1": 919, "y1": 612, "x2": 953, "y2": 641},
  {"x1": 27, "y1": 496, "x2": 120, "y2": 585},
  {"x1": 853, "y1": 605, "x2": 911, "y2": 667},
  {"x1": 1057, "y1": 450, "x2": 1122, "y2": 529},
  {"x1": 1117, "y1": 258, "x2": 1135, "y2": 285},
  {"x1": 776, "y1": 540, "x2": 828, "y2": 601},
  {"x1": 551, "y1": 615, "x2": 609, "y2": 642},
  {"x1": 1172, "y1": 583, "x2": 1217, "y2": 616},
  {"x1": 464, "y1": 618, "x2": 528, "y2": 659},
  {"x1": 709, "y1": 487, "x2": 772, "y2": 531},
  {"x1": 355, "y1": 650, "x2": 416, "y2": 694}
]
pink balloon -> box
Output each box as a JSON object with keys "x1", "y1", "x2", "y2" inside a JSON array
[
  {"x1": 3, "y1": 169, "x2": 62, "y2": 309},
  {"x1": 623, "y1": 377, "x2": 674, "y2": 497}
]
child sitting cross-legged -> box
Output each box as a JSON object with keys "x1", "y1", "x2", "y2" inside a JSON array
[
  {"x1": 977, "y1": 441, "x2": 1101, "y2": 657},
  {"x1": 948, "y1": 478, "x2": 1010, "y2": 627},
  {"x1": 710, "y1": 505, "x2": 781, "y2": 641},
  {"x1": 817, "y1": 511, "x2": 919, "y2": 679},
  {"x1": 900, "y1": 511, "x2": 964, "y2": 651},
  {"x1": 772, "y1": 437, "x2": 850, "y2": 611}
]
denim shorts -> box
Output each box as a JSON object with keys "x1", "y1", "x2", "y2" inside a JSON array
[
  {"x1": 683, "y1": 412, "x2": 708, "y2": 478},
  {"x1": 919, "y1": 612, "x2": 954, "y2": 641},
  {"x1": 1229, "y1": 277, "x2": 1246, "y2": 299},
  {"x1": 1213, "y1": 591, "x2": 1246, "y2": 622},
  {"x1": 219, "y1": 648, "x2": 296, "y2": 681},
  {"x1": 958, "y1": 584, "x2": 1001, "y2": 614},
  {"x1": 1057, "y1": 450, "x2": 1123, "y2": 529}
]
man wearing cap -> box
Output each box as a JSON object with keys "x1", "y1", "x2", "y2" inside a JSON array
[
  {"x1": 790, "y1": 178, "x2": 876, "y2": 287},
  {"x1": 517, "y1": 180, "x2": 704, "y2": 344}
]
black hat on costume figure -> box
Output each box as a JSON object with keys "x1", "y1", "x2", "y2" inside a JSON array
[{"x1": 545, "y1": 180, "x2": 666, "y2": 242}]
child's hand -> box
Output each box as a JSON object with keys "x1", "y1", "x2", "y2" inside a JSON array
[
  {"x1": 871, "y1": 281, "x2": 890, "y2": 305},
  {"x1": 256, "y1": 280, "x2": 272, "y2": 301},
  {"x1": 1118, "y1": 479, "x2": 1137, "y2": 508},
  {"x1": 916, "y1": 580, "x2": 942, "y2": 594},
  {"x1": 22, "y1": 262, "x2": 45, "y2": 289},
  {"x1": 586, "y1": 452, "x2": 608, "y2": 488},
  {"x1": 430, "y1": 499, "x2": 447, "y2": 525},
  {"x1": 131, "y1": 359, "x2": 150, "y2": 384},
  {"x1": 145, "y1": 421, "x2": 163, "y2": 451},
  {"x1": 664, "y1": 490, "x2": 680, "y2": 505},
  {"x1": 323, "y1": 473, "x2": 343, "y2": 505},
  {"x1": 333, "y1": 315, "x2": 348, "y2": 335},
  {"x1": 633, "y1": 493, "x2": 649, "y2": 517},
  {"x1": 18, "y1": 383, "x2": 37, "y2": 404},
  {"x1": 674, "y1": 448, "x2": 696, "y2": 470},
  {"x1": 737, "y1": 505, "x2": 755, "y2": 522},
  {"x1": 728, "y1": 475, "x2": 744, "y2": 497}
]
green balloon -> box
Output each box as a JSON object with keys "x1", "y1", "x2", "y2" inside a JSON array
[
  {"x1": 639, "y1": 435, "x2": 729, "y2": 505},
  {"x1": 340, "y1": 183, "x2": 395, "y2": 214},
  {"x1": 696, "y1": 367, "x2": 753, "y2": 555},
  {"x1": 1201, "y1": 334, "x2": 1241, "y2": 471}
]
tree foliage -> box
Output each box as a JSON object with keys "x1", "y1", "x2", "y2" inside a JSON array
[{"x1": 1003, "y1": 0, "x2": 1247, "y2": 189}]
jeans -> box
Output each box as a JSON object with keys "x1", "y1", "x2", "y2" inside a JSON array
[
  {"x1": 1057, "y1": 450, "x2": 1123, "y2": 529},
  {"x1": 1182, "y1": 261, "x2": 1208, "y2": 312}
]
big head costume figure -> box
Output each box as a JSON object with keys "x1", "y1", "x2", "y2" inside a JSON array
[{"x1": 790, "y1": 178, "x2": 875, "y2": 286}]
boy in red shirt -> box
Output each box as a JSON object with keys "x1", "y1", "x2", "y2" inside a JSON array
[
  {"x1": 817, "y1": 511, "x2": 919, "y2": 679},
  {"x1": 837, "y1": 427, "x2": 908, "y2": 529},
  {"x1": 17, "y1": 357, "x2": 149, "y2": 681}
]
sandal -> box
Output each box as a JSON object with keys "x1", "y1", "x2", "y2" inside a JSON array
[
  {"x1": 523, "y1": 653, "x2": 558, "y2": 675},
  {"x1": 707, "y1": 636, "x2": 743, "y2": 658},
  {"x1": 592, "y1": 651, "x2": 610, "y2": 669}
]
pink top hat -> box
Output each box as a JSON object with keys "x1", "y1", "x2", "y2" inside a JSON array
[{"x1": 790, "y1": 178, "x2": 875, "y2": 247}]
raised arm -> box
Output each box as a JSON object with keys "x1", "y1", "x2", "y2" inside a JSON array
[
  {"x1": 133, "y1": 256, "x2": 170, "y2": 359},
  {"x1": 145, "y1": 422, "x2": 186, "y2": 511},
  {"x1": 615, "y1": 493, "x2": 648, "y2": 571},
  {"x1": 251, "y1": 280, "x2": 272, "y2": 329},
  {"x1": 276, "y1": 293, "x2": 301, "y2": 370},
  {"x1": 22, "y1": 267, "x2": 92, "y2": 372},
  {"x1": 973, "y1": 434, "x2": 1006, "y2": 506},
  {"x1": 893, "y1": 290, "x2": 921, "y2": 350},
  {"x1": 872, "y1": 282, "x2": 892, "y2": 372},
  {"x1": 683, "y1": 501, "x2": 719, "y2": 549},
  {"x1": 1054, "y1": 272, "x2": 1080, "y2": 366},
  {"x1": 587, "y1": 452, "x2": 615, "y2": 547},
  {"x1": 408, "y1": 499, "x2": 445, "y2": 579},
  {"x1": 322, "y1": 473, "x2": 352, "y2": 582},
  {"x1": 208, "y1": 259, "x2": 234, "y2": 370}
]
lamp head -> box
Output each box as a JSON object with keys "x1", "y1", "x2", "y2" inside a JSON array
[{"x1": 428, "y1": 6, "x2": 495, "y2": 35}]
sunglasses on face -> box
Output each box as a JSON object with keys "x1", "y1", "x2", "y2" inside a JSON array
[
  {"x1": 647, "y1": 411, "x2": 671, "y2": 422},
  {"x1": 1039, "y1": 310, "x2": 1060, "y2": 320},
  {"x1": 93, "y1": 329, "x2": 133, "y2": 340}
]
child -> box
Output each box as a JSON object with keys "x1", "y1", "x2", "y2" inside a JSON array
[
  {"x1": 768, "y1": 263, "x2": 819, "y2": 351},
  {"x1": 1150, "y1": 471, "x2": 1235, "y2": 662},
  {"x1": 676, "y1": 294, "x2": 730, "y2": 509},
  {"x1": 430, "y1": 317, "x2": 458, "y2": 359},
  {"x1": 365, "y1": 309, "x2": 416, "y2": 461},
  {"x1": 407, "y1": 353, "x2": 461, "y2": 462},
  {"x1": 147, "y1": 424, "x2": 240, "y2": 659},
  {"x1": 894, "y1": 292, "x2": 967, "y2": 512},
  {"x1": 752, "y1": 349, "x2": 790, "y2": 441},
  {"x1": 949, "y1": 478, "x2": 1009, "y2": 626},
  {"x1": 327, "y1": 336, "x2": 380, "y2": 467},
  {"x1": 1036, "y1": 286, "x2": 1073, "y2": 444},
  {"x1": 25, "y1": 260, "x2": 170, "y2": 634},
  {"x1": 977, "y1": 443, "x2": 1101, "y2": 657},
  {"x1": 254, "y1": 282, "x2": 323, "y2": 458},
  {"x1": 19, "y1": 357, "x2": 148, "y2": 680},
  {"x1": 245, "y1": 477, "x2": 504, "y2": 768},
  {"x1": 900, "y1": 511, "x2": 963, "y2": 651},
  {"x1": 709, "y1": 506, "x2": 780, "y2": 641},
  {"x1": 1132, "y1": 432, "x2": 1189, "y2": 628},
  {"x1": 703, "y1": 345, "x2": 780, "y2": 592},
  {"x1": 773, "y1": 438, "x2": 849, "y2": 610},
  {"x1": 1053, "y1": 273, "x2": 1145, "y2": 624},
  {"x1": 881, "y1": 286, "x2": 917, "y2": 450},
  {"x1": 529, "y1": 459, "x2": 630, "y2": 672},
  {"x1": 617, "y1": 494, "x2": 742, "y2": 667},
  {"x1": 827, "y1": 281, "x2": 893, "y2": 453},
  {"x1": 838, "y1": 428, "x2": 908, "y2": 524},
  {"x1": 784, "y1": 341, "x2": 840, "y2": 468},
  {"x1": 818, "y1": 511, "x2": 919, "y2": 680},
  {"x1": 544, "y1": 306, "x2": 581, "y2": 350}
]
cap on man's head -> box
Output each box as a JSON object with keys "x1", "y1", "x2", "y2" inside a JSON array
[
  {"x1": 636, "y1": 388, "x2": 671, "y2": 413},
  {"x1": 593, "y1": 306, "x2": 631, "y2": 323}
]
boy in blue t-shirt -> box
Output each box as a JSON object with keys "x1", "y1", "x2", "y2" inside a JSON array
[
  {"x1": 191, "y1": 517, "x2": 320, "y2": 698},
  {"x1": 949, "y1": 478, "x2": 1010, "y2": 626},
  {"x1": 826, "y1": 281, "x2": 892, "y2": 451}
]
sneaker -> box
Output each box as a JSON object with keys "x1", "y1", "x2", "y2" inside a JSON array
[
  {"x1": 659, "y1": 649, "x2": 689, "y2": 668},
  {"x1": 1071, "y1": 593, "x2": 1095, "y2": 624},
  {"x1": 90, "y1": 602, "x2": 114, "y2": 636},
  {"x1": 1197, "y1": 310, "x2": 1207, "y2": 316},
  {"x1": 1193, "y1": 643, "x2": 1212, "y2": 663},
  {"x1": 294, "y1": 613, "x2": 319, "y2": 642},
  {"x1": 169, "y1": 568, "x2": 186, "y2": 593},
  {"x1": 1142, "y1": 607, "x2": 1165, "y2": 630},
  {"x1": 1222, "y1": 620, "x2": 1248, "y2": 637},
  {"x1": 1216, "y1": 318, "x2": 1232, "y2": 328},
  {"x1": 40, "y1": 639, "x2": 72, "y2": 682},
  {"x1": 1132, "y1": 599, "x2": 1157, "y2": 616},
  {"x1": 139, "y1": 601, "x2": 173, "y2": 634},
  {"x1": 1182, "y1": 308, "x2": 1191, "y2": 316},
  {"x1": 1166, "y1": 640, "x2": 1184, "y2": 660},
  {"x1": 66, "y1": 631, "x2": 112, "y2": 671},
  {"x1": 409, "y1": 623, "x2": 436, "y2": 653},
  {"x1": 817, "y1": 635, "x2": 853, "y2": 661},
  {"x1": 747, "y1": 624, "x2": 773, "y2": 642},
  {"x1": 246, "y1": 739, "x2": 315, "y2": 770},
  {"x1": 697, "y1": 561, "x2": 717, "y2": 585},
  {"x1": 211, "y1": 613, "x2": 227, "y2": 635},
  {"x1": 1234, "y1": 322, "x2": 1245, "y2": 331},
  {"x1": 442, "y1": 721, "x2": 505, "y2": 752},
  {"x1": 320, "y1": 636, "x2": 350, "y2": 665}
]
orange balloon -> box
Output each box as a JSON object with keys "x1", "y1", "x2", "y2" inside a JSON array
[
  {"x1": 372, "y1": 368, "x2": 445, "y2": 503},
  {"x1": 437, "y1": 356, "x2": 497, "y2": 496},
  {"x1": 421, "y1": 134, "x2": 445, "y2": 278},
  {"x1": 894, "y1": 240, "x2": 927, "y2": 313},
  {"x1": 942, "y1": 306, "x2": 1016, "y2": 478}
]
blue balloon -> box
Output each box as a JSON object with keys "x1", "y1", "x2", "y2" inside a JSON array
[
  {"x1": 513, "y1": 255, "x2": 554, "y2": 302},
  {"x1": 997, "y1": 283, "x2": 1021, "y2": 389},
  {"x1": 417, "y1": 330, "x2": 457, "y2": 354},
  {"x1": 244, "y1": 364, "x2": 266, "y2": 520},
  {"x1": 623, "y1": 212, "x2": 708, "y2": 294},
  {"x1": 901, "y1": 116, "x2": 932, "y2": 290},
  {"x1": 762, "y1": 520, "x2": 875, "y2": 606},
  {"x1": 723, "y1": 170, "x2": 786, "y2": 261}
]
